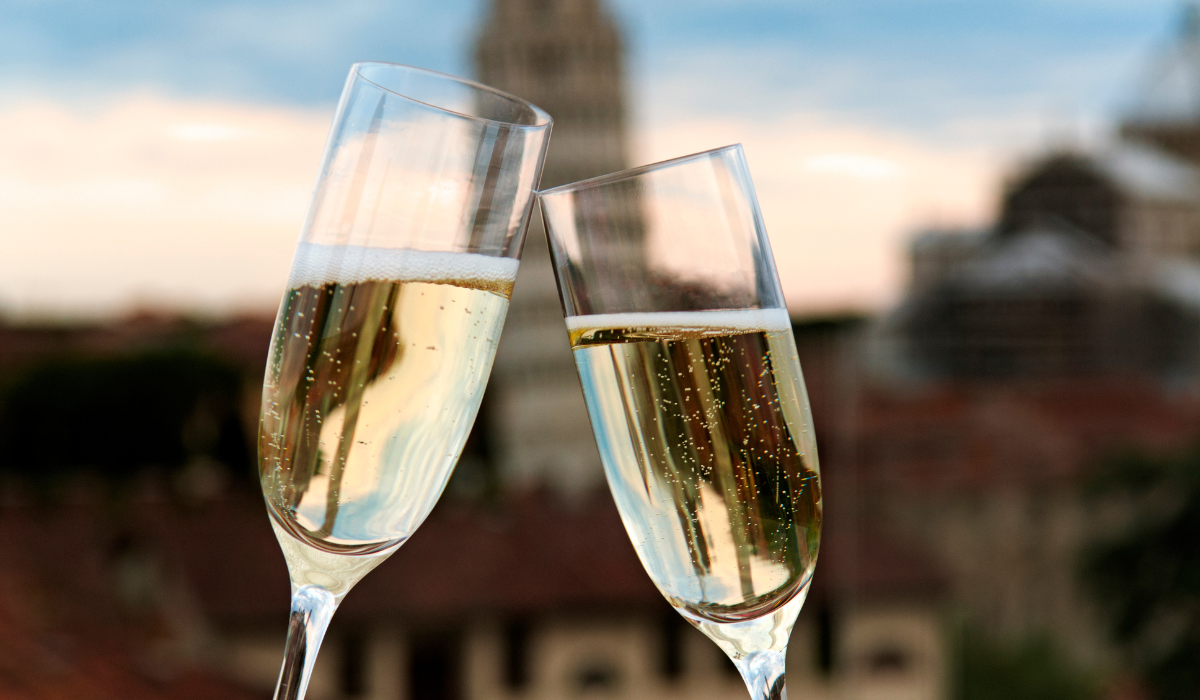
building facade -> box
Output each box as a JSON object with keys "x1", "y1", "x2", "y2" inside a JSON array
[{"x1": 860, "y1": 6, "x2": 1200, "y2": 679}]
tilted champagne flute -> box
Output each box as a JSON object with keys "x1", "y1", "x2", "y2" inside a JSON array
[
  {"x1": 540, "y1": 145, "x2": 821, "y2": 700},
  {"x1": 258, "y1": 62, "x2": 550, "y2": 700}
]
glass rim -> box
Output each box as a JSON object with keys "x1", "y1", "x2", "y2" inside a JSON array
[
  {"x1": 537, "y1": 143, "x2": 743, "y2": 197},
  {"x1": 351, "y1": 61, "x2": 553, "y2": 130}
]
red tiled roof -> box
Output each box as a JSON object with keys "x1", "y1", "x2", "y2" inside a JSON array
[
  {"x1": 1, "y1": 484, "x2": 945, "y2": 634},
  {"x1": 842, "y1": 379, "x2": 1200, "y2": 494},
  {"x1": 142, "y1": 491, "x2": 669, "y2": 626},
  {"x1": 0, "y1": 501, "x2": 266, "y2": 700}
]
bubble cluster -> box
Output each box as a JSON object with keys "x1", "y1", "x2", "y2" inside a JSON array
[{"x1": 288, "y1": 242, "x2": 519, "y2": 290}]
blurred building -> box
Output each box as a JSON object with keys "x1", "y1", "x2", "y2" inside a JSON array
[
  {"x1": 859, "y1": 3, "x2": 1200, "y2": 677},
  {"x1": 0, "y1": 478, "x2": 947, "y2": 700},
  {"x1": 899, "y1": 146, "x2": 1200, "y2": 380},
  {"x1": 899, "y1": 9, "x2": 1200, "y2": 383},
  {"x1": 0, "y1": 310, "x2": 953, "y2": 700}
]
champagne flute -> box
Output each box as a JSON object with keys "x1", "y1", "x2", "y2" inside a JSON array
[
  {"x1": 539, "y1": 145, "x2": 821, "y2": 700},
  {"x1": 258, "y1": 62, "x2": 550, "y2": 700}
]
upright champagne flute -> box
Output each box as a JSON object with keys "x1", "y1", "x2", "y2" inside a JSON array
[
  {"x1": 540, "y1": 145, "x2": 821, "y2": 700},
  {"x1": 258, "y1": 62, "x2": 550, "y2": 700}
]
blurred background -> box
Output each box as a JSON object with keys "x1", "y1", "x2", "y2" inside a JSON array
[{"x1": 1, "y1": 0, "x2": 1199, "y2": 698}]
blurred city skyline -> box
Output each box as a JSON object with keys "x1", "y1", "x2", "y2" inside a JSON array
[{"x1": 0, "y1": 0, "x2": 1189, "y2": 318}]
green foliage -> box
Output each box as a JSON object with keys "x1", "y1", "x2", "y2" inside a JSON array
[
  {"x1": 0, "y1": 348, "x2": 251, "y2": 483},
  {"x1": 955, "y1": 626, "x2": 1098, "y2": 700},
  {"x1": 1082, "y1": 448, "x2": 1200, "y2": 699}
]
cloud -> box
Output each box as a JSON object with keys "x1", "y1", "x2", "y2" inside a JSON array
[
  {"x1": 799, "y1": 154, "x2": 905, "y2": 181},
  {"x1": 634, "y1": 114, "x2": 999, "y2": 314},
  {"x1": 165, "y1": 123, "x2": 255, "y2": 142},
  {"x1": 0, "y1": 94, "x2": 999, "y2": 319},
  {"x1": 0, "y1": 94, "x2": 331, "y2": 318}
]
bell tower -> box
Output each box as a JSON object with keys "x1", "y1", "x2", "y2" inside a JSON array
[
  {"x1": 474, "y1": 0, "x2": 630, "y2": 494},
  {"x1": 475, "y1": 0, "x2": 628, "y2": 187}
]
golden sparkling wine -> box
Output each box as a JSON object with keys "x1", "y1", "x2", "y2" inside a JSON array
[
  {"x1": 260, "y1": 243, "x2": 516, "y2": 555},
  {"x1": 570, "y1": 309, "x2": 822, "y2": 623}
]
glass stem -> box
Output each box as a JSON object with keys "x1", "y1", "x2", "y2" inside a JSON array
[
  {"x1": 734, "y1": 650, "x2": 788, "y2": 700},
  {"x1": 273, "y1": 585, "x2": 338, "y2": 700}
]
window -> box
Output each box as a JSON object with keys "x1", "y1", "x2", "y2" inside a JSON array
[
  {"x1": 866, "y1": 645, "x2": 910, "y2": 674},
  {"x1": 410, "y1": 632, "x2": 461, "y2": 700},
  {"x1": 574, "y1": 659, "x2": 621, "y2": 693},
  {"x1": 659, "y1": 612, "x2": 685, "y2": 680},
  {"x1": 816, "y1": 603, "x2": 836, "y2": 676},
  {"x1": 341, "y1": 632, "x2": 366, "y2": 697},
  {"x1": 504, "y1": 619, "x2": 531, "y2": 690}
]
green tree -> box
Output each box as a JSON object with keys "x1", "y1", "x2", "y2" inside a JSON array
[
  {"x1": 956, "y1": 626, "x2": 1097, "y2": 700},
  {"x1": 1082, "y1": 448, "x2": 1200, "y2": 699}
]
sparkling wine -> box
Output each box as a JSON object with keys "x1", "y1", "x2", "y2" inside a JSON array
[
  {"x1": 570, "y1": 309, "x2": 821, "y2": 623},
  {"x1": 260, "y1": 243, "x2": 516, "y2": 554}
]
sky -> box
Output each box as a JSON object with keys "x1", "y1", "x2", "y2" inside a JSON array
[{"x1": 0, "y1": 0, "x2": 1189, "y2": 318}]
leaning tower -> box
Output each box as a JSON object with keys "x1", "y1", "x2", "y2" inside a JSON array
[
  {"x1": 474, "y1": 0, "x2": 630, "y2": 494},
  {"x1": 476, "y1": 0, "x2": 628, "y2": 188}
]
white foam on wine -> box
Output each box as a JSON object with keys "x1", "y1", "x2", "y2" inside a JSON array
[
  {"x1": 288, "y1": 242, "x2": 519, "y2": 288},
  {"x1": 566, "y1": 308, "x2": 792, "y2": 333}
]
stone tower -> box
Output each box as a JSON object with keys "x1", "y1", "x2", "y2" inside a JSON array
[
  {"x1": 474, "y1": 0, "x2": 630, "y2": 494},
  {"x1": 475, "y1": 0, "x2": 628, "y2": 188}
]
